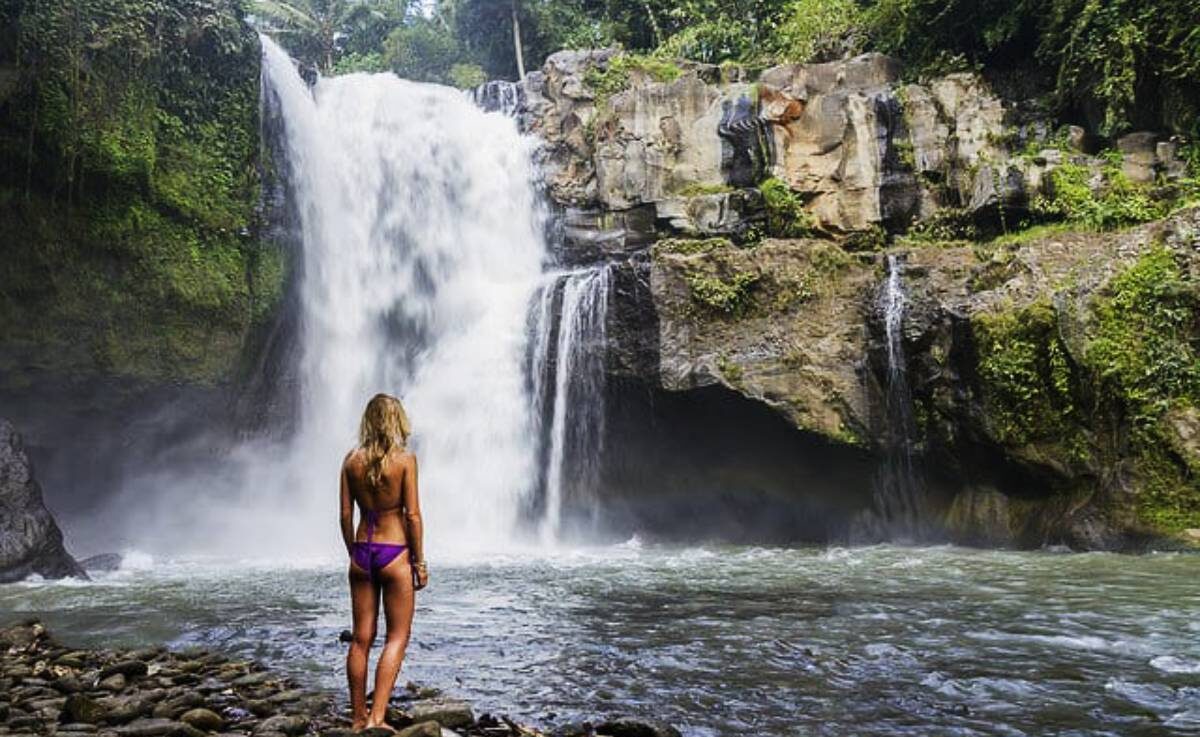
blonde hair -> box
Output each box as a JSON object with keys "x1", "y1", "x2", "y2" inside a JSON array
[{"x1": 358, "y1": 393, "x2": 411, "y2": 489}]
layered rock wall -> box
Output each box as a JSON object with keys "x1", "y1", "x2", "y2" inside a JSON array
[{"x1": 508, "y1": 50, "x2": 1200, "y2": 549}]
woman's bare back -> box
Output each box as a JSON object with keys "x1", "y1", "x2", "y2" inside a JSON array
[{"x1": 343, "y1": 447, "x2": 414, "y2": 545}]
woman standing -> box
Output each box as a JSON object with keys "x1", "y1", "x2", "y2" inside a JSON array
[{"x1": 340, "y1": 394, "x2": 429, "y2": 731}]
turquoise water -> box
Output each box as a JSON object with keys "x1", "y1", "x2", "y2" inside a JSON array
[{"x1": 2, "y1": 544, "x2": 1199, "y2": 736}]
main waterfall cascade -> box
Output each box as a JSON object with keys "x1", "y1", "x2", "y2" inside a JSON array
[{"x1": 256, "y1": 38, "x2": 552, "y2": 554}]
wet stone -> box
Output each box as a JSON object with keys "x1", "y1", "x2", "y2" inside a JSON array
[
  {"x1": 263, "y1": 691, "x2": 303, "y2": 706},
  {"x1": 408, "y1": 700, "x2": 473, "y2": 730},
  {"x1": 242, "y1": 701, "x2": 273, "y2": 719},
  {"x1": 54, "y1": 675, "x2": 85, "y2": 694},
  {"x1": 179, "y1": 709, "x2": 224, "y2": 732},
  {"x1": 152, "y1": 694, "x2": 204, "y2": 720},
  {"x1": 99, "y1": 663, "x2": 148, "y2": 681},
  {"x1": 62, "y1": 694, "x2": 109, "y2": 725},
  {"x1": 59, "y1": 725, "x2": 99, "y2": 733},
  {"x1": 252, "y1": 715, "x2": 307, "y2": 736},
  {"x1": 319, "y1": 729, "x2": 355, "y2": 737},
  {"x1": 384, "y1": 707, "x2": 413, "y2": 728},
  {"x1": 229, "y1": 674, "x2": 271, "y2": 689},
  {"x1": 396, "y1": 722, "x2": 441, "y2": 737},
  {"x1": 113, "y1": 719, "x2": 190, "y2": 737},
  {"x1": 28, "y1": 697, "x2": 66, "y2": 711},
  {"x1": 98, "y1": 674, "x2": 126, "y2": 692},
  {"x1": 594, "y1": 718, "x2": 682, "y2": 737}
]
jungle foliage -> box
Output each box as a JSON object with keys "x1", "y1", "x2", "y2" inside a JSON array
[
  {"x1": 256, "y1": 0, "x2": 1200, "y2": 137},
  {"x1": 0, "y1": 0, "x2": 281, "y2": 383}
]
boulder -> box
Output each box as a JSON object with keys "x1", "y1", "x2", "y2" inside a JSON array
[
  {"x1": 79, "y1": 553, "x2": 124, "y2": 572},
  {"x1": 61, "y1": 694, "x2": 108, "y2": 725},
  {"x1": 179, "y1": 709, "x2": 224, "y2": 732},
  {"x1": 406, "y1": 700, "x2": 473, "y2": 730},
  {"x1": 0, "y1": 419, "x2": 85, "y2": 582},
  {"x1": 595, "y1": 717, "x2": 682, "y2": 737}
]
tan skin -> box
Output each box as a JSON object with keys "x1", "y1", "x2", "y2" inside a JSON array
[{"x1": 340, "y1": 446, "x2": 429, "y2": 731}]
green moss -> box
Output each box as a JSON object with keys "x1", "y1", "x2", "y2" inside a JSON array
[
  {"x1": 1032, "y1": 159, "x2": 1168, "y2": 230},
  {"x1": 760, "y1": 177, "x2": 815, "y2": 237},
  {"x1": 1135, "y1": 446, "x2": 1200, "y2": 534},
  {"x1": 685, "y1": 268, "x2": 761, "y2": 315},
  {"x1": 973, "y1": 301, "x2": 1088, "y2": 458},
  {"x1": 907, "y1": 207, "x2": 979, "y2": 242},
  {"x1": 653, "y1": 237, "x2": 734, "y2": 257},
  {"x1": 843, "y1": 224, "x2": 888, "y2": 252},
  {"x1": 893, "y1": 138, "x2": 916, "y2": 170},
  {"x1": 676, "y1": 182, "x2": 735, "y2": 197},
  {"x1": 987, "y1": 221, "x2": 1077, "y2": 246},
  {"x1": 0, "y1": 0, "x2": 282, "y2": 385},
  {"x1": 716, "y1": 353, "x2": 744, "y2": 384},
  {"x1": 583, "y1": 52, "x2": 682, "y2": 105},
  {"x1": 1085, "y1": 247, "x2": 1200, "y2": 435}
]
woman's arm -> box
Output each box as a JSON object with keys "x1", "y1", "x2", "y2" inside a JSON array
[
  {"x1": 402, "y1": 454, "x2": 427, "y2": 589},
  {"x1": 339, "y1": 456, "x2": 355, "y2": 555}
]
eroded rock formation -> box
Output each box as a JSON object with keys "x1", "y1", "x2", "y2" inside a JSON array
[
  {"x1": 510, "y1": 50, "x2": 1200, "y2": 549},
  {"x1": 0, "y1": 419, "x2": 84, "y2": 582}
]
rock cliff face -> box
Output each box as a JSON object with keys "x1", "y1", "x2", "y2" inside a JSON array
[
  {"x1": 509, "y1": 50, "x2": 1200, "y2": 549},
  {"x1": 0, "y1": 419, "x2": 84, "y2": 582}
]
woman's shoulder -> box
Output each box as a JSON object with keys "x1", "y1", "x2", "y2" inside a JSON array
[{"x1": 343, "y1": 447, "x2": 365, "y2": 468}]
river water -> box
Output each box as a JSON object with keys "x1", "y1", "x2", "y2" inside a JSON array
[{"x1": 3, "y1": 545, "x2": 1198, "y2": 736}]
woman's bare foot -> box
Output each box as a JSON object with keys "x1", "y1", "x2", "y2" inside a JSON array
[
  {"x1": 350, "y1": 720, "x2": 368, "y2": 732},
  {"x1": 362, "y1": 721, "x2": 396, "y2": 733}
]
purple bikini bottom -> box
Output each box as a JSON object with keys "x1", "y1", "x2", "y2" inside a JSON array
[{"x1": 351, "y1": 542, "x2": 407, "y2": 575}]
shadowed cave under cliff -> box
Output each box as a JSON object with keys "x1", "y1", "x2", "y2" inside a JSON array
[{"x1": 569, "y1": 378, "x2": 878, "y2": 544}]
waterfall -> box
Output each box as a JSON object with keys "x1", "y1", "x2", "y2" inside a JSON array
[
  {"x1": 527, "y1": 265, "x2": 612, "y2": 542},
  {"x1": 472, "y1": 80, "x2": 524, "y2": 116},
  {"x1": 868, "y1": 253, "x2": 927, "y2": 540},
  {"x1": 255, "y1": 38, "x2": 547, "y2": 555}
]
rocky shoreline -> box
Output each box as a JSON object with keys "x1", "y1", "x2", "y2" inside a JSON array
[{"x1": 0, "y1": 621, "x2": 680, "y2": 737}]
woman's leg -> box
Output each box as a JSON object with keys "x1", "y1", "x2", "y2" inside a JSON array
[
  {"x1": 365, "y1": 559, "x2": 415, "y2": 728},
  {"x1": 347, "y1": 563, "x2": 379, "y2": 730}
]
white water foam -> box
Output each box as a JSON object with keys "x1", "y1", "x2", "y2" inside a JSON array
[{"x1": 254, "y1": 38, "x2": 548, "y2": 556}]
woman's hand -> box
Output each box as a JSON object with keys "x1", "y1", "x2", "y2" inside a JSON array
[{"x1": 413, "y1": 561, "x2": 429, "y2": 591}]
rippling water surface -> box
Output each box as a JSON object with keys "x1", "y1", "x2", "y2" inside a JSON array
[{"x1": 2, "y1": 544, "x2": 1199, "y2": 736}]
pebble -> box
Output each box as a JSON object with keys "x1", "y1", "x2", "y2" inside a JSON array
[
  {"x1": 62, "y1": 693, "x2": 108, "y2": 724},
  {"x1": 230, "y1": 674, "x2": 272, "y2": 688},
  {"x1": 99, "y1": 674, "x2": 127, "y2": 692},
  {"x1": 409, "y1": 700, "x2": 474, "y2": 730},
  {"x1": 594, "y1": 717, "x2": 683, "y2": 737},
  {"x1": 1, "y1": 620, "x2": 684, "y2": 737},
  {"x1": 180, "y1": 708, "x2": 224, "y2": 731},
  {"x1": 253, "y1": 715, "x2": 308, "y2": 736},
  {"x1": 113, "y1": 718, "x2": 193, "y2": 737},
  {"x1": 100, "y1": 662, "x2": 150, "y2": 681}
]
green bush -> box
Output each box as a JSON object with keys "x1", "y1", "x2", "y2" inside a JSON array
[
  {"x1": 1086, "y1": 247, "x2": 1200, "y2": 434},
  {"x1": 583, "y1": 52, "x2": 682, "y2": 105},
  {"x1": 772, "y1": 0, "x2": 866, "y2": 63},
  {"x1": 1033, "y1": 160, "x2": 1167, "y2": 230},
  {"x1": 760, "y1": 177, "x2": 816, "y2": 237},
  {"x1": 686, "y1": 269, "x2": 761, "y2": 315}
]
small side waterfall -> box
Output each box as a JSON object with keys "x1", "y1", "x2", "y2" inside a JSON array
[
  {"x1": 868, "y1": 253, "x2": 928, "y2": 540},
  {"x1": 527, "y1": 265, "x2": 613, "y2": 542}
]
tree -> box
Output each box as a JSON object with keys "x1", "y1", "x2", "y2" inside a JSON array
[{"x1": 252, "y1": 0, "x2": 392, "y2": 72}]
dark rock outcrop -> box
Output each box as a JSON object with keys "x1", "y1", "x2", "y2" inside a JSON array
[{"x1": 0, "y1": 419, "x2": 84, "y2": 582}]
